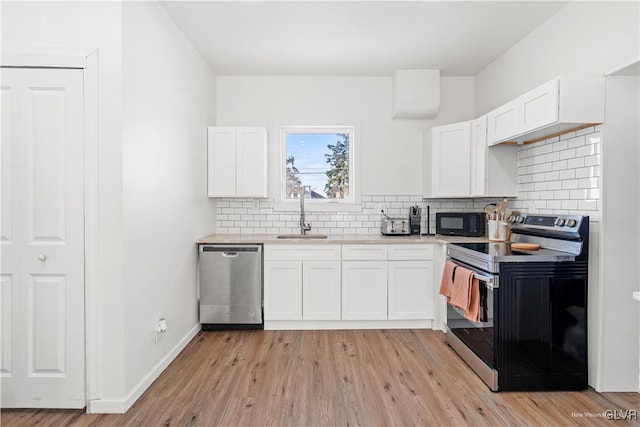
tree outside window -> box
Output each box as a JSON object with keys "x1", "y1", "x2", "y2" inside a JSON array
[{"x1": 283, "y1": 128, "x2": 353, "y2": 202}]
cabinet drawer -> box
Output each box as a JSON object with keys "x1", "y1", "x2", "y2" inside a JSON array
[
  {"x1": 341, "y1": 244, "x2": 388, "y2": 261},
  {"x1": 387, "y1": 244, "x2": 433, "y2": 260},
  {"x1": 264, "y1": 244, "x2": 341, "y2": 261}
]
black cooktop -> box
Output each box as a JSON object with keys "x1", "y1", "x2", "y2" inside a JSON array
[
  {"x1": 451, "y1": 242, "x2": 536, "y2": 256},
  {"x1": 447, "y1": 241, "x2": 577, "y2": 272}
]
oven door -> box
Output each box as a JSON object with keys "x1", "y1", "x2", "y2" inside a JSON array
[{"x1": 445, "y1": 258, "x2": 499, "y2": 390}]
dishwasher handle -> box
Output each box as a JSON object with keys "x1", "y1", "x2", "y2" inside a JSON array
[{"x1": 200, "y1": 245, "x2": 262, "y2": 254}]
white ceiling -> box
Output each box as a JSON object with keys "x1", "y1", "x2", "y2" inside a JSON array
[{"x1": 161, "y1": 1, "x2": 569, "y2": 76}]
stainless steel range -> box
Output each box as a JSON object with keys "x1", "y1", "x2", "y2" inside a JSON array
[{"x1": 445, "y1": 214, "x2": 589, "y2": 392}]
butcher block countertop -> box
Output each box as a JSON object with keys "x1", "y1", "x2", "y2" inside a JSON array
[{"x1": 195, "y1": 233, "x2": 489, "y2": 245}]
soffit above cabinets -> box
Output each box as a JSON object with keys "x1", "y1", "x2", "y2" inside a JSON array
[{"x1": 160, "y1": 1, "x2": 569, "y2": 76}]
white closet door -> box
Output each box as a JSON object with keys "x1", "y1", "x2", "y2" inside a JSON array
[{"x1": 1, "y1": 67, "x2": 85, "y2": 408}]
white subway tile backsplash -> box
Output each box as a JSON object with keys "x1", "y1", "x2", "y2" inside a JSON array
[
  {"x1": 515, "y1": 127, "x2": 600, "y2": 218},
  {"x1": 552, "y1": 160, "x2": 568, "y2": 171},
  {"x1": 559, "y1": 148, "x2": 576, "y2": 160},
  {"x1": 547, "y1": 200, "x2": 562, "y2": 209},
  {"x1": 560, "y1": 131, "x2": 577, "y2": 141},
  {"x1": 544, "y1": 171, "x2": 559, "y2": 181},
  {"x1": 553, "y1": 140, "x2": 568, "y2": 151},
  {"x1": 566, "y1": 157, "x2": 585, "y2": 169},
  {"x1": 570, "y1": 189, "x2": 588, "y2": 200},
  {"x1": 579, "y1": 177, "x2": 599, "y2": 188},
  {"x1": 576, "y1": 126, "x2": 596, "y2": 136},
  {"x1": 586, "y1": 131, "x2": 601, "y2": 144},
  {"x1": 538, "y1": 163, "x2": 553, "y2": 173},
  {"x1": 547, "y1": 181, "x2": 562, "y2": 191},
  {"x1": 561, "y1": 179, "x2": 579, "y2": 190},
  {"x1": 578, "y1": 200, "x2": 598, "y2": 211},
  {"x1": 534, "y1": 182, "x2": 547, "y2": 191},
  {"x1": 540, "y1": 190, "x2": 554, "y2": 199},
  {"x1": 576, "y1": 144, "x2": 595, "y2": 157},
  {"x1": 545, "y1": 152, "x2": 560, "y2": 163},
  {"x1": 584, "y1": 155, "x2": 600, "y2": 167},
  {"x1": 568, "y1": 135, "x2": 586, "y2": 149},
  {"x1": 558, "y1": 169, "x2": 576, "y2": 180}
]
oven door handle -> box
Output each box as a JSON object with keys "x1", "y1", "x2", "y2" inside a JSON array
[
  {"x1": 474, "y1": 274, "x2": 498, "y2": 290},
  {"x1": 447, "y1": 257, "x2": 499, "y2": 289}
]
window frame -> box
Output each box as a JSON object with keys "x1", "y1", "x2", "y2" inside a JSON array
[{"x1": 277, "y1": 125, "x2": 360, "y2": 212}]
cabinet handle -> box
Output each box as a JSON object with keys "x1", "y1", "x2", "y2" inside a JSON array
[{"x1": 38, "y1": 254, "x2": 47, "y2": 262}]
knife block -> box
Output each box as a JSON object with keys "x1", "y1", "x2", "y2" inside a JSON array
[{"x1": 410, "y1": 213, "x2": 421, "y2": 235}]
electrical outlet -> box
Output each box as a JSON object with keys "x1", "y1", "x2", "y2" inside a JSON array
[{"x1": 154, "y1": 318, "x2": 167, "y2": 344}]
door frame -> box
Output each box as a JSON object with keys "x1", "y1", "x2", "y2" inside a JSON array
[{"x1": 2, "y1": 46, "x2": 100, "y2": 409}]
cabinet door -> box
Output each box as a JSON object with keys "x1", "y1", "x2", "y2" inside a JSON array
[
  {"x1": 341, "y1": 261, "x2": 387, "y2": 320},
  {"x1": 341, "y1": 244, "x2": 387, "y2": 261},
  {"x1": 388, "y1": 261, "x2": 433, "y2": 320},
  {"x1": 470, "y1": 116, "x2": 488, "y2": 196},
  {"x1": 431, "y1": 121, "x2": 471, "y2": 197},
  {"x1": 302, "y1": 261, "x2": 341, "y2": 320},
  {"x1": 236, "y1": 127, "x2": 268, "y2": 197},
  {"x1": 387, "y1": 244, "x2": 433, "y2": 261},
  {"x1": 487, "y1": 100, "x2": 519, "y2": 146},
  {"x1": 264, "y1": 261, "x2": 302, "y2": 320},
  {"x1": 207, "y1": 127, "x2": 237, "y2": 197},
  {"x1": 519, "y1": 78, "x2": 559, "y2": 134}
]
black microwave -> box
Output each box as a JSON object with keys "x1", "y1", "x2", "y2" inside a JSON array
[{"x1": 436, "y1": 212, "x2": 486, "y2": 237}]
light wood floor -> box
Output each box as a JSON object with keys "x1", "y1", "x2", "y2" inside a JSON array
[{"x1": 2, "y1": 329, "x2": 638, "y2": 426}]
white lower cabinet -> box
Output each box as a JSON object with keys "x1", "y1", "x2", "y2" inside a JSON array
[
  {"x1": 264, "y1": 261, "x2": 302, "y2": 320},
  {"x1": 264, "y1": 245, "x2": 341, "y2": 321},
  {"x1": 303, "y1": 261, "x2": 341, "y2": 320},
  {"x1": 342, "y1": 261, "x2": 388, "y2": 320},
  {"x1": 388, "y1": 260, "x2": 433, "y2": 320},
  {"x1": 264, "y1": 243, "x2": 434, "y2": 327}
]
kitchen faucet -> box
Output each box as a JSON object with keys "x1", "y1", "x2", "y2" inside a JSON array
[{"x1": 299, "y1": 185, "x2": 312, "y2": 235}]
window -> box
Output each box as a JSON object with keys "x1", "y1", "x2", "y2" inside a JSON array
[{"x1": 281, "y1": 126, "x2": 355, "y2": 204}]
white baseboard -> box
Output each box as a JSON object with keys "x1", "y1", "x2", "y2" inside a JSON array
[
  {"x1": 265, "y1": 319, "x2": 433, "y2": 330},
  {"x1": 87, "y1": 323, "x2": 201, "y2": 414}
]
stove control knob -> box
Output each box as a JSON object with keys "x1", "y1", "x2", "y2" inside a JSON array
[
  {"x1": 566, "y1": 219, "x2": 577, "y2": 227},
  {"x1": 509, "y1": 215, "x2": 516, "y2": 223},
  {"x1": 555, "y1": 218, "x2": 566, "y2": 227},
  {"x1": 517, "y1": 216, "x2": 525, "y2": 223}
]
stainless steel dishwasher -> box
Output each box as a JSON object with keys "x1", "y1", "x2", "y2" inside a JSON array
[{"x1": 198, "y1": 244, "x2": 263, "y2": 330}]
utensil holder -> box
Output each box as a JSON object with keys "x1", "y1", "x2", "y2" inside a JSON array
[{"x1": 488, "y1": 220, "x2": 509, "y2": 241}]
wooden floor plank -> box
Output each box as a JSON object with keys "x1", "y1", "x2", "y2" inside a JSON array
[{"x1": 1, "y1": 329, "x2": 638, "y2": 426}]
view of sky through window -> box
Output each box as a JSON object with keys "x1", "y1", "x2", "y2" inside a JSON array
[{"x1": 286, "y1": 132, "x2": 349, "y2": 199}]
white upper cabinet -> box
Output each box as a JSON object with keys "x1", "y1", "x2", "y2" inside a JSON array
[
  {"x1": 426, "y1": 118, "x2": 517, "y2": 198},
  {"x1": 472, "y1": 115, "x2": 519, "y2": 198},
  {"x1": 207, "y1": 126, "x2": 268, "y2": 197},
  {"x1": 519, "y1": 78, "x2": 559, "y2": 134},
  {"x1": 431, "y1": 121, "x2": 472, "y2": 198},
  {"x1": 487, "y1": 99, "x2": 520, "y2": 146},
  {"x1": 470, "y1": 116, "x2": 488, "y2": 197},
  {"x1": 487, "y1": 76, "x2": 604, "y2": 146}
]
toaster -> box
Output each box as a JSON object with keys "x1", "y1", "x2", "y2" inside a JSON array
[{"x1": 381, "y1": 217, "x2": 410, "y2": 235}]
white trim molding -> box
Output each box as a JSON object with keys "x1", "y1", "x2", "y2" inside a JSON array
[
  {"x1": 86, "y1": 324, "x2": 201, "y2": 414},
  {"x1": 1, "y1": 45, "x2": 95, "y2": 68}
]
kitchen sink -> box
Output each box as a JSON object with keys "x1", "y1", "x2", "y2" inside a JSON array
[{"x1": 276, "y1": 234, "x2": 328, "y2": 239}]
